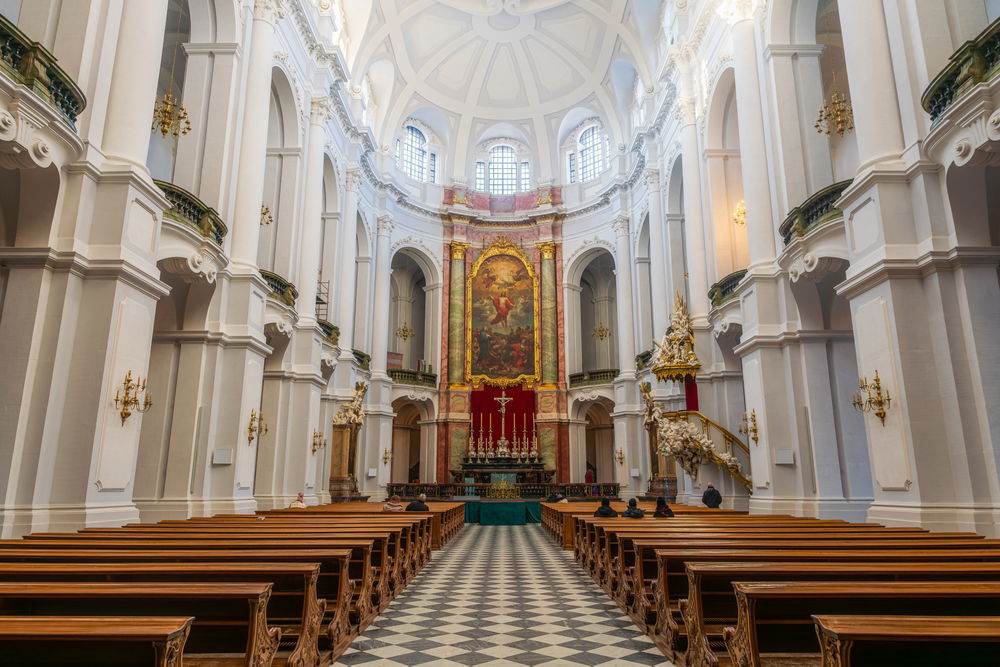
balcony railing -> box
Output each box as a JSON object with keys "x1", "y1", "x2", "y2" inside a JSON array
[
  {"x1": 0, "y1": 14, "x2": 86, "y2": 127},
  {"x1": 708, "y1": 269, "x2": 747, "y2": 307},
  {"x1": 922, "y1": 17, "x2": 1000, "y2": 123},
  {"x1": 386, "y1": 482, "x2": 621, "y2": 501},
  {"x1": 387, "y1": 369, "x2": 437, "y2": 388},
  {"x1": 317, "y1": 319, "x2": 339, "y2": 345},
  {"x1": 352, "y1": 349, "x2": 371, "y2": 371},
  {"x1": 259, "y1": 269, "x2": 298, "y2": 308},
  {"x1": 568, "y1": 369, "x2": 619, "y2": 387},
  {"x1": 779, "y1": 179, "x2": 852, "y2": 245},
  {"x1": 635, "y1": 348, "x2": 653, "y2": 371},
  {"x1": 155, "y1": 180, "x2": 228, "y2": 246}
]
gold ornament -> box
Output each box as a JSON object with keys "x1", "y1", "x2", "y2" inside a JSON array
[
  {"x1": 816, "y1": 75, "x2": 855, "y2": 136},
  {"x1": 852, "y1": 371, "x2": 891, "y2": 425},
  {"x1": 732, "y1": 200, "x2": 746, "y2": 226},
  {"x1": 592, "y1": 324, "x2": 611, "y2": 341},
  {"x1": 113, "y1": 370, "x2": 153, "y2": 425}
]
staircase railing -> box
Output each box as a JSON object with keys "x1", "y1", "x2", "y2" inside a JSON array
[{"x1": 661, "y1": 410, "x2": 753, "y2": 493}]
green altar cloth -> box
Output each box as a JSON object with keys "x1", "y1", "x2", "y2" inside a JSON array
[{"x1": 465, "y1": 501, "x2": 541, "y2": 525}]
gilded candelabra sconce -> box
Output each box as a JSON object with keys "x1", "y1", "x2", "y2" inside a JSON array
[
  {"x1": 311, "y1": 430, "x2": 327, "y2": 453},
  {"x1": 260, "y1": 204, "x2": 273, "y2": 226},
  {"x1": 247, "y1": 409, "x2": 268, "y2": 444},
  {"x1": 614, "y1": 448, "x2": 626, "y2": 466},
  {"x1": 382, "y1": 448, "x2": 392, "y2": 465},
  {"x1": 739, "y1": 409, "x2": 759, "y2": 444},
  {"x1": 395, "y1": 323, "x2": 415, "y2": 341},
  {"x1": 113, "y1": 370, "x2": 153, "y2": 426},
  {"x1": 816, "y1": 75, "x2": 855, "y2": 136},
  {"x1": 852, "y1": 371, "x2": 891, "y2": 425},
  {"x1": 592, "y1": 324, "x2": 611, "y2": 341},
  {"x1": 732, "y1": 200, "x2": 746, "y2": 226}
]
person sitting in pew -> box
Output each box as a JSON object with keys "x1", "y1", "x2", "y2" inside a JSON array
[
  {"x1": 288, "y1": 492, "x2": 306, "y2": 509},
  {"x1": 545, "y1": 491, "x2": 560, "y2": 503},
  {"x1": 405, "y1": 494, "x2": 429, "y2": 512},
  {"x1": 702, "y1": 482, "x2": 723, "y2": 508},
  {"x1": 594, "y1": 498, "x2": 618, "y2": 518},
  {"x1": 622, "y1": 498, "x2": 645, "y2": 518},
  {"x1": 653, "y1": 497, "x2": 674, "y2": 517},
  {"x1": 382, "y1": 495, "x2": 404, "y2": 512}
]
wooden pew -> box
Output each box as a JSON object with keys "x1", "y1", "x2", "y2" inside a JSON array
[
  {"x1": 0, "y1": 582, "x2": 280, "y2": 665},
  {"x1": 723, "y1": 581, "x2": 1000, "y2": 667},
  {"x1": 812, "y1": 615, "x2": 1000, "y2": 667},
  {"x1": 0, "y1": 616, "x2": 193, "y2": 666},
  {"x1": 0, "y1": 562, "x2": 326, "y2": 667},
  {"x1": 682, "y1": 561, "x2": 1000, "y2": 667}
]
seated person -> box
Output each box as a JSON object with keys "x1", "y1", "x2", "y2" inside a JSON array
[
  {"x1": 288, "y1": 492, "x2": 306, "y2": 509},
  {"x1": 405, "y1": 493, "x2": 430, "y2": 511},
  {"x1": 382, "y1": 494, "x2": 404, "y2": 512},
  {"x1": 593, "y1": 497, "x2": 618, "y2": 517},
  {"x1": 545, "y1": 491, "x2": 560, "y2": 503},
  {"x1": 621, "y1": 498, "x2": 645, "y2": 518},
  {"x1": 556, "y1": 493, "x2": 569, "y2": 504},
  {"x1": 653, "y1": 496, "x2": 674, "y2": 517}
]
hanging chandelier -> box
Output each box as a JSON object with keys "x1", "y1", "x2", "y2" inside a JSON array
[
  {"x1": 732, "y1": 200, "x2": 746, "y2": 226},
  {"x1": 395, "y1": 323, "x2": 415, "y2": 341},
  {"x1": 151, "y1": 3, "x2": 191, "y2": 138},
  {"x1": 815, "y1": 74, "x2": 854, "y2": 137}
]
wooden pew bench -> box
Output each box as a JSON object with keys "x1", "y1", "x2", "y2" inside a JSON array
[
  {"x1": 0, "y1": 615, "x2": 193, "y2": 666},
  {"x1": 682, "y1": 561, "x2": 1000, "y2": 667},
  {"x1": 0, "y1": 582, "x2": 279, "y2": 666},
  {"x1": 723, "y1": 581, "x2": 1000, "y2": 667},
  {"x1": 812, "y1": 615, "x2": 1000, "y2": 667},
  {"x1": 0, "y1": 562, "x2": 327, "y2": 667}
]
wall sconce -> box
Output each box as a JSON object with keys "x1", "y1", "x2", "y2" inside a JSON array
[
  {"x1": 732, "y1": 200, "x2": 746, "y2": 226},
  {"x1": 614, "y1": 448, "x2": 626, "y2": 465},
  {"x1": 382, "y1": 448, "x2": 392, "y2": 465},
  {"x1": 260, "y1": 204, "x2": 273, "y2": 226},
  {"x1": 247, "y1": 408, "x2": 269, "y2": 444},
  {"x1": 311, "y1": 430, "x2": 327, "y2": 453},
  {"x1": 395, "y1": 323, "x2": 415, "y2": 341},
  {"x1": 739, "y1": 409, "x2": 759, "y2": 444},
  {"x1": 592, "y1": 324, "x2": 611, "y2": 341},
  {"x1": 852, "y1": 370, "x2": 891, "y2": 425},
  {"x1": 113, "y1": 370, "x2": 153, "y2": 426}
]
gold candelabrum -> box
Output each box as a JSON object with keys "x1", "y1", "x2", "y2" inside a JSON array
[
  {"x1": 311, "y1": 430, "x2": 327, "y2": 453},
  {"x1": 852, "y1": 370, "x2": 891, "y2": 425},
  {"x1": 614, "y1": 448, "x2": 626, "y2": 466},
  {"x1": 592, "y1": 323, "x2": 611, "y2": 341},
  {"x1": 247, "y1": 409, "x2": 268, "y2": 444},
  {"x1": 260, "y1": 204, "x2": 273, "y2": 226},
  {"x1": 816, "y1": 79, "x2": 855, "y2": 136},
  {"x1": 395, "y1": 323, "x2": 415, "y2": 341},
  {"x1": 152, "y1": 93, "x2": 191, "y2": 138},
  {"x1": 113, "y1": 370, "x2": 153, "y2": 426},
  {"x1": 382, "y1": 448, "x2": 392, "y2": 465},
  {"x1": 732, "y1": 200, "x2": 746, "y2": 226},
  {"x1": 739, "y1": 409, "x2": 759, "y2": 444}
]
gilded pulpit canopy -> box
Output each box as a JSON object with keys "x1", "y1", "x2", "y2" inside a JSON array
[{"x1": 650, "y1": 292, "x2": 701, "y2": 382}]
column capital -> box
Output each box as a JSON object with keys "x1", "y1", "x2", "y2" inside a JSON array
[
  {"x1": 716, "y1": 0, "x2": 755, "y2": 24},
  {"x1": 643, "y1": 169, "x2": 661, "y2": 192},
  {"x1": 673, "y1": 97, "x2": 697, "y2": 126},
  {"x1": 376, "y1": 215, "x2": 394, "y2": 236},
  {"x1": 611, "y1": 215, "x2": 630, "y2": 236},
  {"x1": 450, "y1": 241, "x2": 470, "y2": 259},
  {"x1": 345, "y1": 167, "x2": 362, "y2": 192},
  {"x1": 536, "y1": 241, "x2": 557, "y2": 260},
  {"x1": 253, "y1": 0, "x2": 288, "y2": 25},
  {"x1": 310, "y1": 96, "x2": 333, "y2": 123}
]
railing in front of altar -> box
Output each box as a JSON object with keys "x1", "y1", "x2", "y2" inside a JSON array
[{"x1": 386, "y1": 482, "x2": 621, "y2": 501}]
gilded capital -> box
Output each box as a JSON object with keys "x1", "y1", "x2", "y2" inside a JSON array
[
  {"x1": 536, "y1": 241, "x2": 557, "y2": 260},
  {"x1": 253, "y1": 0, "x2": 288, "y2": 25},
  {"x1": 450, "y1": 241, "x2": 470, "y2": 259}
]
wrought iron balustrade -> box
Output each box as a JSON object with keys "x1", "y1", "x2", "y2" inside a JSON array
[
  {"x1": 317, "y1": 319, "x2": 339, "y2": 345},
  {"x1": 568, "y1": 369, "x2": 619, "y2": 387},
  {"x1": 154, "y1": 180, "x2": 228, "y2": 246},
  {"x1": 779, "y1": 179, "x2": 852, "y2": 245},
  {"x1": 352, "y1": 349, "x2": 371, "y2": 371},
  {"x1": 387, "y1": 369, "x2": 437, "y2": 387},
  {"x1": 0, "y1": 14, "x2": 86, "y2": 127},
  {"x1": 385, "y1": 482, "x2": 621, "y2": 501},
  {"x1": 922, "y1": 17, "x2": 1000, "y2": 123},
  {"x1": 708, "y1": 269, "x2": 747, "y2": 307},
  {"x1": 259, "y1": 269, "x2": 298, "y2": 308}
]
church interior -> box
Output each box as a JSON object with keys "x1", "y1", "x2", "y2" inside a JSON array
[{"x1": 1, "y1": 0, "x2": 1000, "y2": 664}]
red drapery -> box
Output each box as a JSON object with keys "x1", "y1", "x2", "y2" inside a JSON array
[
  {"x1": 684, "y1": 376, "x2": 699, "y2": 411},
  {"x1": 469, "y1": 386, "x2": 536, "y2": 445}
]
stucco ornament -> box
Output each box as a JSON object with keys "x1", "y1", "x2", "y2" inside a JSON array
[
  {"x1": 332, "y1": 381, "x2": 368, "y2": 427},
  {"x1": 655, "y1": 416, "x2": 713, "y2": 480},
  {"x1": 650, "y1": 292, "x2": 701, "y2": 382}
]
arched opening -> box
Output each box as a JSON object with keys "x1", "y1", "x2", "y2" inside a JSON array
[
  {"x1": 352, "y1": 215, "x2": 372, "y2": 356},
  {"x1": 317, "y1": 156, "x2": 339, "y2": 321},
  {"x1": 146, "y1": 0, "x2": 191, "y2": 181},
  {"x1": 664, "y1": 154, "x2": 689, "y2": 304},
  {"x1": 258, "y1": 67, "x2": 302, "y2": 275},
  {"x1": 388, "y1": 251, "x2": 430, "y2": 372},
  {"x1": 635, "y1": 214, "x2": 654, "y2": 344},
  {"x1": 391, "y1": 403, "x2": 422, "y2": 483},
  {"x1": 577, "y1": 251, "x2": 618, "y2": 373},
  {"x1": 815, "y1": 0, "x2": 859, "y2": 181},
  {"x1": 585, "y1": 401, "x2": 615, "y2": 483}
]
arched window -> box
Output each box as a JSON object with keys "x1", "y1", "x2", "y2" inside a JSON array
[
  {"x1": 488, "y1": 145, "x2": 517, "y2": 194},
  {"x1": 474, "y1": 142, "x2": 532, "y2": 193},
  {"x1": 578, "y1": 126, "x2": 604, "y2": 182},
  {"x1": 398, "y1": 125, "x2": 427, "y2": 181}
]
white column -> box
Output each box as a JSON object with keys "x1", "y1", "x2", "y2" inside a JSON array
[
  {"x1": 101, "y1": 0, "x2": 169, "y2": 167},
  {"x1": 612, "y1": 216, "x2": 636, "y2": 374},
  {"x1": 677, "y1": 102, "x2": 711, "y2": 320},
  {"x1": 369, "y1": 216, "x2": 394, "y2": 377},
  {"x1": 645, "y1": 169, "x2": 670, "y2": 337},
  {"x1": 229, "y1": 0, "x2": 286, "y2": 268},
  {"x1": 296, "y1": 98, "x2": 331, "y2": 325},
  {"x1": 335, "y1": 169, "x2": 360, "y2": 357}
]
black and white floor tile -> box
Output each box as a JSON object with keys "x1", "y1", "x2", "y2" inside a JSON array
[{"x1": 335, "y1": 524, "x2": 671, "y2": 667}]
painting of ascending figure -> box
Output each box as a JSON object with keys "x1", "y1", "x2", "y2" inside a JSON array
[{"x1": 467, "y1": 237, "x2": 539, "y2": 387}]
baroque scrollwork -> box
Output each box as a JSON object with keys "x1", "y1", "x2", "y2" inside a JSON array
[
  {"x1": 650, "y1": 292, "x2": 701, "y2": 382},
  {"x1": 332, "y1": 381, "x2": 368, "y2": 427}
]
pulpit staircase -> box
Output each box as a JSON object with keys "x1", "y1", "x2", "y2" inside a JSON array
[{"x1": 654, "y1": 410, "x2": 753, "y2": 494}]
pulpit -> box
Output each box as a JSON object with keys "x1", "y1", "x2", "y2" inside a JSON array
[{"x1": 328, "y1": 382, "x2": 370, "y2": 502}]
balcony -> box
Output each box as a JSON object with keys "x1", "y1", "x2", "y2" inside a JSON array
[
  {"x1": 922, "y1": 17, "x2": 1000, "y2": 124},
  {"x1": 387, "y1": 369, "x2": 437, "y2": 388},
  {"x1": 635, "y1": 348, "x2": 653, "y2": 371},
  {"x1": 0, "y1": 14, "x2": 86, "y2": 128},
  {"x1": 155, "y1": 180, "x2": 227, "y2": 246},
  {"x1": 259, "y1": 269, "x2": 298, "y2": 308},
  {"x1": 317, "y1": 319, "x2": 339, "y2": 345},
  {"x1": 779, "y1": 179, "x2": 852, "y2": 246},
  {"x1": 568, "y1": 369, "x2": 619, "y2": 387},
  {"x1": 352, "y1": 349, "x2": 371, "y2": 371},
  {"x1": 708, "y1": 269, "x2": 747, "y2": 308}
]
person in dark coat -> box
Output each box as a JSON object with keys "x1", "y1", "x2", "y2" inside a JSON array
[
  {"x1": 653, "y1": 496, "x2": 674, "y2": 517},
  {"x1": 545, "y1": 491, "x2": 560, "y2": 503},
  {"x1": 622, "y1": 498, "x2": 645, "y2": 518},
  {"x1": 593, "y1": 497, "x2": 618, "y2": 517},
  {"x1": 702, "y1": 482, "x2": 723, "y2": 508},
  {"x1": 405, "y1": 493, "x2": 429, "y2": 511}
]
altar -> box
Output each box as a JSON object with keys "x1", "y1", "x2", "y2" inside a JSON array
[{"x1": 464, "y1": 500, "x2": 542, "y2": 525}]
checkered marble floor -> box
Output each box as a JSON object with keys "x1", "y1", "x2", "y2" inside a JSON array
[{"x1": 335, "y1": 524, "x2": 671, "y2": 667}]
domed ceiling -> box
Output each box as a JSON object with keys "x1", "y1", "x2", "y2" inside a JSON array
[{"x1": 343, "y1": 0, "x2": 662, "y2": 183}]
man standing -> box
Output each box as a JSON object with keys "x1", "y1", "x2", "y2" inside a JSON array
[
  {"x1": 406, "y1": 493, "x2": 430, "y2": 511},
  {"x1": 702, "y1": 482, "x2": 723, "y2": 508}
]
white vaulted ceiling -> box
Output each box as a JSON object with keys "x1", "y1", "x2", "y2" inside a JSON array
[{"x1": 344, "y1": 0, "x2": 660, "y2": 183}]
